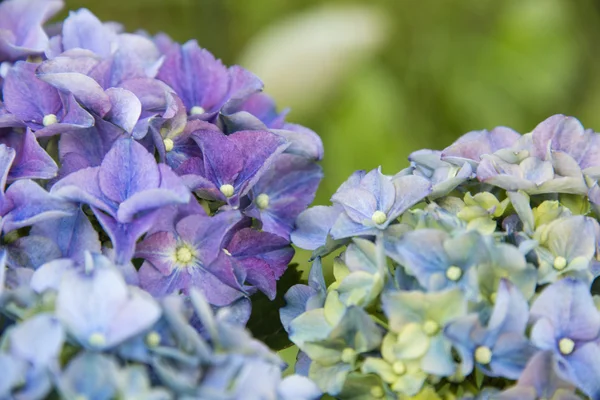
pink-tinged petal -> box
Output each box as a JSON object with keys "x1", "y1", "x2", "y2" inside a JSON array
[
  {"x1": 135, "y1": 231, "x2": 177, "y2": 275},
  {"x1": 138, "y1": 261, "x2": 185, "y2": 297}
]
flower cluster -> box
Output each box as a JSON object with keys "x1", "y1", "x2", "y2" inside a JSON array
[
  {"x1": 285, "y1": 114, "x2": 600, "y2": 399},
  {"x1": 0, "y1": 0, "x2": 323, "y2": 397}
]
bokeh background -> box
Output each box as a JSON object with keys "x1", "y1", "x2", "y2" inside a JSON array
[{"x1": 63, "y1": 0, "x2": 600, "y2": 205}]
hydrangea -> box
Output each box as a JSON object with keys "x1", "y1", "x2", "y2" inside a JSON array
[
  {"x1": 285, "y1": 114, "x2": 600, "y2": 399},
  {"x1": 0, "y1": 0, "x2": 322, "y2": 397}
]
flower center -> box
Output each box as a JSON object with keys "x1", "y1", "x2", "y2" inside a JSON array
[
  {"x1": 474, "y1": 345, "x2": 492, "y2": 364},
  {"x1": 163, "y1": 138, "x2": 174, "y2": 152},
  {"x1": 371, "y1": 210, "x2": 387, "y2": 225},
  {"x1": 42, "y1": 113, "x2": 58, "y2": 127},
  {"x1": 341, "y1": 347, "x2": 357, "y2": 363},
  {"x1": 88, "y1": 332, "x2": 106, "y2": 348},
  {"x1": 223, "y1": 248, "x2": 232, "y2": 256},
  {"x1": 553, "y1": 256, "x2": 567, "y2": 271},
  {"x1": 256, "y1": 193, "x2": 270, "y2": 209},
  {"x1": 190, "y1": 106, "x2": 205, "y2": 115},
  {"x1": 392, "y1": 361, "x2": 406, "y2": 375},
  {"x1": 559, "y1": 337, "x2": 575, "y2": 355},
  {"x1": 220, "y1": 184, "x2": 235, "y2": 198},
  {"x1": 490, "y1": 292, "x2": 497, "y2": 304},
  {"x1": 176, "y1": 246, "x2": 194, "y2": 264},
  {"x1": 370, "y1": 386, "x2": 384, "y2": 398},
  {"x1": 145, "y1": 331, "x2": 161, "y2": 348},
  {"x1": 422, "y1": 319, "x2": 440, "y2": 336},
  {"x1": 445, "y1": 265, "x2": 462, "y2": 281}
]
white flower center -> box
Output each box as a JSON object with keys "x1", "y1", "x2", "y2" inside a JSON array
[
  {"x1": 220, "y1": 184, "x2": 235, "y2": 198},
  {"x1": 371, "y1": 210, "x2": 387, "y2": 225},
  {"x1": 163, "y1": 138, "x2": 174, "y2": 152},
  {"x1": 42, "y1": 113, "x2": 58, "y2": 126},
  {"x1": 553, "y1": 256, "x2": 567, "y2": 271},
  {"x1": 559, "y1": 337, "x2": 575, "y2": 355},
  {"x1": 445, "y1": 265, "x2": 462, "y2": 281},
  {"x1": 474, "y1": 345, "x2": 492, "y2": 364},
  {"x1": 190, "y1": 106, "x2": 205, "y2": 115},
  {"x1": 88, "y1": 332, "x2": 107, "y2": 348},
  {"x1": 256, "y1": 193, "x2": 270, "y2": 209}
]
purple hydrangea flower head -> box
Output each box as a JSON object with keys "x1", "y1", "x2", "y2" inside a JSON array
[
  {"x1": 529, "y1": 277, "x2": 600, "y2": 398},
  {"x1": 444, "y1": 279, "x2": 535, "y2": 379},
  {"x1": 51, "y1": 138, "x2": 190, "y2": 263},
  {"x1": 0, "y1": 0, "x2": 63, "y2": 62}
]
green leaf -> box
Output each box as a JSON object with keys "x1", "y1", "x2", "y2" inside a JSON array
[{"x1": 246, "y1": 263, "x2": 303, "y2": 351}]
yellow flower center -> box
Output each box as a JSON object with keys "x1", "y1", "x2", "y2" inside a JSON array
[
  {"x1": 553, "y1": 256, "x2": 568, "y2": 271},
  {"x1": 163, "y1": 138, "x2": 174, "y2": 152},
  {"x1": 371, "y1": 210, "x2": 387, "y2": 225},
  {"x1": 474, "y1": 345, "x2": 492, "y2": 364},
  {"x1": 220, "y1": 184, "x2": 235, "y2": 198},
  {"x1": 175, "y1": 246, "x2": 194, "y2": 264},
  {"x1": 42, "y1": 113, "x2": 58, "y2": 126},
  {"x1": 559, "y1": 337, "x2": 575, "y2": 355},
  {"x1": 190, "y1": 106, "x2": 205, "y2": 115},
  {"x1": 256, "y1": 193, "x2": 270, "y2": 209},
  {"x1": 446, "y1": 265, "x2": 462, "y2": 281}
]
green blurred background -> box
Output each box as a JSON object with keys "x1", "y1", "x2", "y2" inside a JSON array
[{"x1": 64, "y1": 0, "x2": 600, "y2": 205}]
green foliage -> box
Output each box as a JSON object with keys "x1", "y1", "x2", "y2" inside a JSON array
[{"x1": 246, "y1": 263, "x2": 302, "y2": 351}]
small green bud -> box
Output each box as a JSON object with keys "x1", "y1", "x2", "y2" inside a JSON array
[
  {"x1": 371, "y1": 210, "x2": 387, "y2": 225},
  {"x1": 553, "y1": 256, "x2": 568, "y2": 271},
  {"x1": 474, "y1": 345, "x2": 492, "y2": 364},
  {"x1": 256, "y1": 193, "x2": 270, "y2": 209},
  {"x1": 445, "y1": 265, "x2": 462, "y2": 281},
  {"x1": 220, "y1": 184, "x2": 235, "y2": 198},
  {"x1": 88, "y1": 332, "x2": 107, "y2": 348},
  {"x1": 559, "y1": 337, "x2": 575, "y2": 355}
]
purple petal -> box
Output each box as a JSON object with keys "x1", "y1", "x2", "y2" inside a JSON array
[
  {"x1": 61, "y1": 8, "x2": 117, "y2": 57},
  {"x1": 105, "y1": 88, "x2": 142, "y2": 133},
  {"x1": 3, "y1": 179, "x2": 75, "y2": 232},
  {"x1": 98, "y1": 139, "x2": 160, "y2": 203},
  {"x1": 291, "y1": 205, "x2": 343, "y2": 250},
  {"x1": 2, "y1": 128, "x2": 57, "y2": 181}
]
